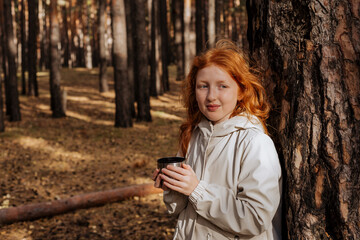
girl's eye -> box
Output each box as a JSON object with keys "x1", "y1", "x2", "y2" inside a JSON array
[
  {"x1": 220, "y1": 85, "x2": 228, "y2": 89},
  {"x1": 198, "y1": 85, "x2": 208, "y2": 89}
]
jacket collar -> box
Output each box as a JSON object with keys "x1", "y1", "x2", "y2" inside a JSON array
[{"x1": 197, "y1": 114, "x2": 264, "y2": 137}]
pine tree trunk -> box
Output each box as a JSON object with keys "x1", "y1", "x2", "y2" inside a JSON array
[
  {"x1": 20, "y1": 0, "x2": 26, "y2": 95},
  {"x1": 173, "y1": 0, "x2": 184, "y2": 81},
  {"x1": 207, "y1": 0, "x2": 215, "y2": 48},
  {"x1": 49, "y1": 0, "x2": 65, "y2": 118},
  {"x1": 150, "y1": 0, "x2": 163, "y2": 97},
  {"x1": 28, "y1": 0, "x2": 39, "y2": 97},
  {"x1": 134, "y1": 0, "x2": 151, "y2": 122},
  {"x1": 112, "y1": 0, "x2": 132, "y2": 128},
  {"x1": 195, "y1": 0, "x2": 205, "y2": 54},
  {"x1": 124, "y1": 0, "x2": 136, "y2": 118},
  {"x1": 98, "y1": 0, "x2": 109, "y2": 93},
  {"x1": 0, "y1": 34, "x2": 4, "y2": 132},
  {"x1": 247, "y1": 0, "x2": 360, "y2": 239},
  {"x1": 3, "y1": 0, "x2": 21, "y2": 122},
  {"x1": 159, "y1": 0, "x2": 169, "y2": 92}
]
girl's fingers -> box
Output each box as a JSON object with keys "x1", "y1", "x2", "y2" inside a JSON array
[
  {"x1": 166, "y1": 165, "x2": 188, "y2": 175},
  {"x1": 160, "y1": 173, "x2": 184, "y2": 188},
  {"x1": 152, "y1": 169, "x2": 160, "y2": 181},
  {"x1": 161, "y1": 168, "x2": 186, "y2": 181}
]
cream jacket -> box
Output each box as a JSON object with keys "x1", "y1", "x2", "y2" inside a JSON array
[{"x1": 164, "y1": 115, "x2": 282, "y2": 240}]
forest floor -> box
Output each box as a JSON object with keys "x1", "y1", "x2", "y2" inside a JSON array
[{"x1": 0, "y1": 66, "x2": 185, "y2": 239}]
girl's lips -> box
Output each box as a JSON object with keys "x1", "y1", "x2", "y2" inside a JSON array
[{"x1": 206, "y1": 105, "x2": 220, "y2": 111}]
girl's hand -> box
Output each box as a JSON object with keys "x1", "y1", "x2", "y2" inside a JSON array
[
  {"x1": 152, "y1": 169, "x2": 168, "y2": 191},
  {"x1": 160, "y1": 163, "x2": 199, "y2": 196}
]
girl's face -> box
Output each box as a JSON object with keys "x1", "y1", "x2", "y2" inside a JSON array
[{"x1": 195, "y1": 65, "x2": 240, "y2": 125}]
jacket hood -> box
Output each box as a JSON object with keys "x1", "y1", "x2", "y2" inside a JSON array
[{"x1": 197, "y1": 114, "x2": 265, "y2": 137}]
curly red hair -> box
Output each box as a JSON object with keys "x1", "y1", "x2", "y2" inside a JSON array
[{"x1": 179, "y1": 39, "x2": 270, "y2": 156}]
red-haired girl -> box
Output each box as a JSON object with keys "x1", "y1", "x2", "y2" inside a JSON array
[{"x1": 153, "y1": 39, "x2": 282, "y2": 240}]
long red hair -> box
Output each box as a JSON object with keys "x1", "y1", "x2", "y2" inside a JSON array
[{"x1": 179, "y1": 39, "x2": 270, "y2": 156}]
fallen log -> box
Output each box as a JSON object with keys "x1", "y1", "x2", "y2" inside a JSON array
[{"x1": 0, "y1": 183, "x2": 162, "y2": 225}]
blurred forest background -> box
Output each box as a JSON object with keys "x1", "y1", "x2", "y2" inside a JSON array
[{"x1": 0, "y1": 0, "x2": 359, "y2": 239}]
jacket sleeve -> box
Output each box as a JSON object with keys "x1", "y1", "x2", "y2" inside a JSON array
[
  {"x1": 163, "y1": 190, "x2": 188, "y2": 215},
  {"x1": 188, "y1": 134, "x2": 282, "y2": 236}
]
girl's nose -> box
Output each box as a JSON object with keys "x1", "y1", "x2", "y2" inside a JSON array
[{"x1": 206, "y1": 87, "x2": 216, "y2": 101}]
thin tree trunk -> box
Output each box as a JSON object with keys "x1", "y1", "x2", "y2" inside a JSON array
[
  {"x1": 62, "y1": 5, "x2": 70, "y2": 67},
  {"x1": 84, "y1": 0, "x2": 92, "y2": 69},
  {"x1": 0, "y1": 20, "x2": 4, "y2": 132},
  {"x1": 134, "y1": 0, "x2": 151, "y2": 122},
  {"x1": 3, "y1": 0, "x2": 21, "y2": 121},
  {"x1": 112, "y1": 0, "x2": 132, "y2": 128},
  {"x1": 195, "y1": 0, "x2": 204, "y2": 54},
  {"x1": 124, "y1": 0, "x2": 136, "y2": 117},
  {"x1": 150, "y1": 0, "x2": 163, "y2": 97},
  {"x1": 49, "y1": 0, "x2": 65, "y2": 118},
  {"x1": 20, "y1": 0, "x2": 27, "y2": 95},
  {"x1": 38, "y1": 0, "x2": 46, "y2": 70},
  {"x1": 173, "y1": 0, "x2": 184, "y2": 81},
  {"x1": 159, "y1": 0, "x2": 169, "y2": 92},
  {"x1": 98, "y1": 0, "x2": 109, "y2": 92},
  {"x1": 215, "y1": 0, "x2": 223, "y2": 41},
  {"x1": 207, "y1": 0, "x2": 215, "y2": 48},
  {"x1": 183, "y1": 0, "x2": 195, "y2": 76},
  {"x1": 247, "y1": 0, "x2": 360, "y2": 239},
  {"x1": 28, "y1": 0, "x2": 39, "y2": 97}
]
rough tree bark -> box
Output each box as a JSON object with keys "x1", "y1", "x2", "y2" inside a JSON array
[
  {"x1": 173, "y1": 0, "x2": 185, "y2": 81},
  {"x1": 112, "y1": 0, "x2": 132, "y2": 128},
  {"x1": 247, "y1": 0, "x2": 360, "y2": 239},
  {"x1": 207, "y1": 0, "x2": 216, "y2": 48},
  {"x1": 98, "y1": 0, "x2": 109, "y2": 92},
  {"x1": 195, "y1": 0, "x2": 205, "y2": 54},
  {"x1": 20, "y1": 0, "x2": 26, "y2": 95},
  {"x1": 49, "y1": 0, "x2": 65, "y2": 118},
  {"x1": 124, "y1": 0, "x2": 136, "y2": 117},
  {"x1": 150, "y1": 0, "x2": 163, "y2": 96},
  {"x1": 3, "y1": 0, "x2": 21, "y2": 121},
  {"x1": 134, "y1": 0, "x2": 151, "y2": 122},
  {"x1": 28, "y1": 0, "x2": 39, "y2": 96},
  {"x1": 159, "y1": 0, "x2": 169, "y2": 92}
]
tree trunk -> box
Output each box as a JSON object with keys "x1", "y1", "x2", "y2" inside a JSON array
[
  {"x1": 173, "y1": 0, "x2": 184, "y2": 81},
  {"x1": 134, "y1": 0, "x2": 151, "y2": 122},
  {"x1": 38, "y1": 0, "x2": 46, "y2": 70},
  {"x1": 98, "y1": 0, "x2": 109, "y2": 92},
  {"x1": 247, "y1": 0, "x2": 360, "y2": 239},
  {"x1": 124, "y1": 0, "x2": 136, "y2": 118},
  {"x1": 20, "y1": 0, "x2": 27, "y2": 95},
  {"x1": 3, "y1": 0, "x2": 21, "y2": 122},
  {"x1": 150, "y1": 0, "x2": 163, "y2": 97},
  {"x1": 0, "y1": 72, "x2": 4, "y2": 132},
  {"x1": 195, "y1": 0, "x2": 205, "y2": 54},
  {"x1": 207, "y1": 0, "x2": 215, "y2": 48},
  {"x1": 159, "y1": 0, "x2": 169, "y2": 92},
  {"x1": 28, "y1": 0, "x2": 39, "y2": 97},
  {"x1": 49, "y1": 0, "x2": 65, "y2": 118},
  {"x1": 183, "y1": 0, "x2": 196, "y2": 76},
  {"x1": 83, "y1": 0, "x2": 92, "y2": 69},
  {"x1": 215, "y1": 0, "x2": 223, "y2": 41},
  {"x1": 62, "y1": 5, "x2": 70, "y2": 68},
  {"x1": 0, "y1": 29, "x2": 4, "y2": 132},
  {"x1": 112, "y1": 0, "x2": 132, "y2": 128}
]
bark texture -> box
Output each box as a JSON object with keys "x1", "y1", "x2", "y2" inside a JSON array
[
  {"x1": 112, "y1": 0, "x2": 132, "y2": 128},
  {"x1": 98, "y1": 0, "x2": 109, "y2": 92},
  {"x1": 3, "y1": 0, "x2": 21, "y2": 121},
  {"x1": 247, "y1": 0, "x2": 359, "y2": 239},
  {"x1": 49, "y1": 0, "x2": 65, "y2": 118},
  {"x1": 134, "y1": 0, "x2": 151, "y2": 122},
  {"x1": 28, "y1": 0, "x2": 39, "y2": 96}
]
